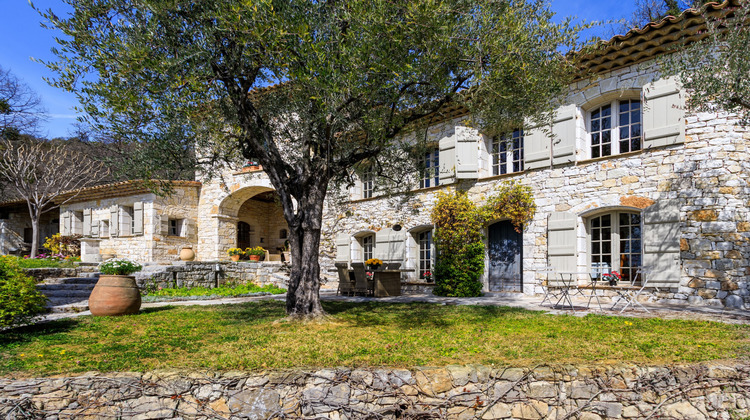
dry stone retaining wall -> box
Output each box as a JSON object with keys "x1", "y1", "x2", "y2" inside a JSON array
[
  {"x1": 135, "y1": 261, "x2": 291, "y2": 290},
  {"x1": 1, "y1": 362, "x2": 748, "y2": 419}
]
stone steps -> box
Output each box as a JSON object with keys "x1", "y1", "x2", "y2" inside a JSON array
[{"x1": 40, "y1": 273, "x2": 100, "y2": 313}]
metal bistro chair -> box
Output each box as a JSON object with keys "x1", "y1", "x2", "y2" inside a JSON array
[
  {"x1": 335, "y1": 262, "x2": 355, "y2": 296},
  {"x1": 351, "y1": 262, "x2": 372, "y2": 296},
  {"x1": 537, "y1": 266, "x2": 560, "y2": 307},
  {"x1": 612, "y1": 266, "x2": 651, "y2": 313}
]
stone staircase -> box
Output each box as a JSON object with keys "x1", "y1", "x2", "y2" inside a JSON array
[{"x1": 38, "y1": 272, "x2": 100, "y2": 313}]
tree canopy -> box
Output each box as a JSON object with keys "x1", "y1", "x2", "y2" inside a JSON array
[
  {"x1": 41, "y1": 0, "x2": 586, "y2": 317},
  {"x1": 0, "y1": 66, "x2": 46, "y2": 139}
]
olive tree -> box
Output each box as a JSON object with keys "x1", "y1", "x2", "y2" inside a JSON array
[{"x1": 40, "y1": 0, "x2": 584, "y2": 318}]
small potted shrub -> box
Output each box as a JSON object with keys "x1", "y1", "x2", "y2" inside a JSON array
[
  {"x1": 602, "y1": 271, "x2": 622, "y2": 286},
  {"x1": 89, "y1": 258, "x2": 143, "y2": 316},
  {"x1": 366, "y1": 258, "x2": 383, "y2": 270},
  {"x1": 227, "y1": 248, "x2": 244, "y2": 262},
  {"x1": 423, "y1": 270, "x2": 433, "y2": 283},
  {"x1": 245, "y1": 246, "x2": 266, "y2": 261}
]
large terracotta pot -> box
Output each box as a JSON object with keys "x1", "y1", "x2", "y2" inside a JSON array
[
  {"x1": 89, "y1": 275, "x2": 141, "y2": 316},
  {"x1": 179, "y1": 247, "x2": 196, "y2": 261}
]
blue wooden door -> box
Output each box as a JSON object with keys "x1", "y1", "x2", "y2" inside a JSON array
[{"x1": 488, "y1": 220, "x2": 523, "y2": 292}]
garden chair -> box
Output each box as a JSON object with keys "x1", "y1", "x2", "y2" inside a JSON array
[
  {"x1": 351, "y1": 262, "x2": 371, "y2": 296},
  {"x1": 611, "y1": 266, "x2": 651, "y2": 313},
  {"x1": 335, "y1": 262, "x2": 355, "y2": 296}
]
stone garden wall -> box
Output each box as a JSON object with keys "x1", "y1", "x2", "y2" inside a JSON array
[
  {"x1": 134, "y1": 261, "x2": 291, "y2": 290},
  {"x1": 2, "y1": 362, "x2": 748, "y2": 419}
]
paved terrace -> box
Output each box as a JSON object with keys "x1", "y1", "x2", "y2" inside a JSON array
[{"x1": 37, "y1": 290, "x2": 750, "y2": 326}]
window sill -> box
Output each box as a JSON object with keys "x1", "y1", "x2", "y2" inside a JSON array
[{"x1": 348, "y1": 182, "x2": 456, "y2": 204}]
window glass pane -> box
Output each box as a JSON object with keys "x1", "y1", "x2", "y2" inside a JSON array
[{"x1": 601, "y1": 104, "x2": 611, "y2": 116}]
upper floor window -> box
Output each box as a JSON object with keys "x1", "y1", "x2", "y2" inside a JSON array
[
  {"x1": 362, "y1": 170, "x2": 375, "y2": 199},
  {"x1": 589, "y1": 99, "x2": 641, "y2": 158},
  {"x1": 419, "y1": 149, "x2": 439, "y2": 188},
  {"x1": 492, "y1": 129, "x2": 524, "y2": 175}
]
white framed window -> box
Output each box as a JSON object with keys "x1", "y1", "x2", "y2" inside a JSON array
[
  {"x1": 589, "y1": 99, "x2": 642, "y2": 159},
  {"x1": 362, "y1": 235, "x2": 374, "y2": 261},
  {"x1": 169, "y1": 219, "x2": 186, "y2": 237},
  {"x1": 417, "y1": 230, "x2": 433, "y2": 279},
  {"x1": 120, "y1": 206, "x2": 134, "y2": 236},
  {"x1": 492, "y1": 129, "x2": 524, "y2": 175},
  {"x1": 362, "y1": 170, "x2": 375, "y2": 199},
  {"x1": 589, "y1": 211, "x2": 642, "y2": 284},
  {"x1": 419, "y1": 148, "x2": 439, "y2": 188}
]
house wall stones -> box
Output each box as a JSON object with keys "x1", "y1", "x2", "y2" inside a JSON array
[
  {"x1": 2, "y1": 362, "x2": 747, "y2": 419},
  {"x1": 135, "y1": 261, "x2": 290, "y2": 290}
]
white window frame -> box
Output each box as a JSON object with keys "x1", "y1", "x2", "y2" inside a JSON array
[
  {"x1": 417, "y1": 230, "x2": 433, "y2": 279},
  {"x1": 362, "y1": 170, "x2": 375, "y2": 199},
  {"x1": 588, "y1": 211, "x2": 643, "y2": 284},
  {"x1": 362, "y1": 235, "x2": 374, "y2": 261},
  {"x1": 419, "y1": 148, "x2": 439, "y2": 189},
  {"x1": 491, "y1": 129, "x2": 524, "y2": 175},
  {"x1": 587, "y1": 99, "x2": 642, "y2": 159},
  {"x1": 169, "y1": 218, "x2": 186, "y2": 237}
]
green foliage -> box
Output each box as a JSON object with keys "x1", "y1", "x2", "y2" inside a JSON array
[
  {"x1": 43, "y1": 233, "x2": 82, "y2": 257},
  {"x1": 661, "y1": 0, "x2": 750, "y2": 124},
  {"x1": 244, "y1": 246, "x2": 266, "y2": 257},
  {"x1": 99, "y1": 259, "x2": 142, "y2": 275},
  {"x1": 431, "y1": 183, "x2": 536, "y2": 297},
  {"x1": 0, "y1": 256, "x2": 47, "y2": 328},
  {"x1": 15, "y1": 256, "x2": 77, "y2": 269},
  {"x1": 434, "y1": 242, "x2": 485, "y2": 297}
]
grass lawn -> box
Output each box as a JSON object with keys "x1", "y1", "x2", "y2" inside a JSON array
[
  {"x1": 143, "y1": 283, "x2": 286, "y2": 300},
  {"x1": 1, "y1": 301, "x2": 748, "y2": 377}
]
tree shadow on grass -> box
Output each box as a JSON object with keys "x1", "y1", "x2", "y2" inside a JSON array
[{"x1": 0, "y1": 319, "x2": 80, "y2": 347}]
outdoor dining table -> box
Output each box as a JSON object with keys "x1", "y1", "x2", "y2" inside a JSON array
[
  {"x1": 544, "y1": 271, "x2": 595, "y2": 311},
  {"x1": 348, "y1": 268, "x2": 415, "y2": 297}
]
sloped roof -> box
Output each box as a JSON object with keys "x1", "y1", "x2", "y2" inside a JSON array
[
  {"x1": 576, "y1": 0, "x2": 739, "y2": 76},
  {"x1": 52, "y1": 180, "x2": 202, "y2": 205}
]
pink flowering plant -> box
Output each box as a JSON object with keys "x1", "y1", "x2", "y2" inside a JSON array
[{"x1": 601, "y1": 271, "x2": 622, "y2": 286}]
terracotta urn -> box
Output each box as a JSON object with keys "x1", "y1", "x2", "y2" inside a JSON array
[
  {"x1": 89, "y1": 275, "x2": 141, "y2": 316},
  {"x1": 230, "y1": 254, "x2": 241, "y2": 262},
  {"x1": 179, "y1": 247, "x2": 196, "y2": 261}
]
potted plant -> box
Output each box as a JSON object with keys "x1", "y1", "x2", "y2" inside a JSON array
[
  {"x1": 89, "y1": 258, "x2": 143, "y2": 316},
  {"x1": 602, "y1": 271, "x2": 622, "y2": 286},
  {"x1": 423, "y1": 271, "x2": 433, "y2": 283},
  {"x1": 366, "y1": 258, "x2": 383, "y2": 270},
  {"x1": 245, "y1": 246, "x2": 266, "y2": 261},
  {"x1": 227, "y1": 248, "x2": 244, "y2": 262}
]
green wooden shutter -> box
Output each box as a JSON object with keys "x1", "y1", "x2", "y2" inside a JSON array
[
  {"x1": 61, "y1": 211, "x2": 71, "y2": 236},
  {"x1": 524, "y1": 121, "x2": 550, "y2": 170},
  {"x1": 548, "y1": 212, "x2": 577, "y2": 273},
  {"x1": 551, "y1": 104, "x2": 577, "y2": 166},
  {"x1": 439, "y1": 135, "x2": 456, "y2": 185},
  {"x1": 109, "y1": 205, "x2": 119, "y2": 237},
  {"x1": 643, "y1": 199, "x2": 682, "y2": 288},
  {"x1": 82, "y1": 209, "x2": 92, "y2": 237},
  {"x1": 375, "y1": 227, "x2": 406, "y2": 263},
  {"x1": 643, "y1": 77, "x2": 685, "y2": 147},
  {"x1": 133, "y1": 202, "x2": 144, "y2": 236},
  {"x1": 335, "y1": 233, "x2": 351, "y2": 263},
  {"x1": 455, "y1": 127, "x2": 479, "y2": 179}
]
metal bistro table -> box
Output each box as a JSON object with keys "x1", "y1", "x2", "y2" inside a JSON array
[
  {"x1": 349, "y1": 269, "x2": 415, "y2": 297},
  {"x1": 548, "y1": 272, "x2": 594, "y2": 311}
]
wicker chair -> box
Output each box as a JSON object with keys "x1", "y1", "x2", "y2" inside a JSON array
[{"x1": 335, "y1": 262, "x2": 354, "y2": 296}]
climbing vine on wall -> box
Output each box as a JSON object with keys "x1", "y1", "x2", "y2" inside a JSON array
[{"x1": 431, "y1": 182, "x2": 536, "y2": 297}]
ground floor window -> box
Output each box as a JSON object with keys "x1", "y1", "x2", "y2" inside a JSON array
[
  {"x1": 589, "y1": 211, "x2": 642, "y2": 283},
  {"x1": 362, "y1": 235, "x2": 374, "y2": 261},
  {"x1": 418, "y1": 230, "x2": 433, "y2": 279}
]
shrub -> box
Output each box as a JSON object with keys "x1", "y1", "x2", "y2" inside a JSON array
[
  {"x1": 99, "y1": 259, "x2": 142, "y2": 275},
  {"x1": 433, "y1": 242, "x2": 484, "y2": 297},
  {"x1": 43, "y1": 233, "x2": 82, "y2": 257},
  {"x1": 0, "y1": 256, "x2": 47, "y2": 328}
]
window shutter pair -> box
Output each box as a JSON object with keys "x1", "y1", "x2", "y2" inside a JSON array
[
  {"x1": 643, "y1": 77, "x2": 685, "y2": 148},
  {"x1": 525, "y1": 104, "x2": 577, "y2": 170},
  {"x1": 547, "y1": 200, "x2": 681, "y2": 289},
  {"x1": 375, "y1": 227, "x2": 406, "y2": 263},
  {"x1": 335, "y1": 233, "x2": 351, "y2": 263}
]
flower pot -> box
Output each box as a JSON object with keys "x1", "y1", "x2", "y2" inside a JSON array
[
  {"x1": 249, "y1": 255, "x2": 261, "y2": 261},
  {"x1": 179, "y1": 247, "x2": 195, "y2": 261},
  {"x1": 282, "y1": 251, "x2": 291, "y2": 263},
  {"x1": 89, "y1": 275, "x2": 141, "y2": 316},
  {"x1": 368, "y1": 264, "x2": 382, "y2": 271},
  {"x1": 230, "y1": 254, "x2": 241, "y2": 262}
]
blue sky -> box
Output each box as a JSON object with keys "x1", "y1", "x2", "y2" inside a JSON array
[{"x1": 0, "y1": 0, "x2": 634, "y2": 139}]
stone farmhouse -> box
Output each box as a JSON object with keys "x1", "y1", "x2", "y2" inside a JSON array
[{"x1": 2, "y1": 1, "x2": 746, "y2": 308}]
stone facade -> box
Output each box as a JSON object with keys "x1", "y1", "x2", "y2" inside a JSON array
[
  {"x1": 0, "y1": 205, "x2": 59, "y2": 255},
  {"x1": 2, "y1": 362, "x2": 748, "y2": 419}
]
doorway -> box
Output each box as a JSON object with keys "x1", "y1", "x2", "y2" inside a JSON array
[{"x1": 487, "y1": 220, "x2": 523, "y2": 292}]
